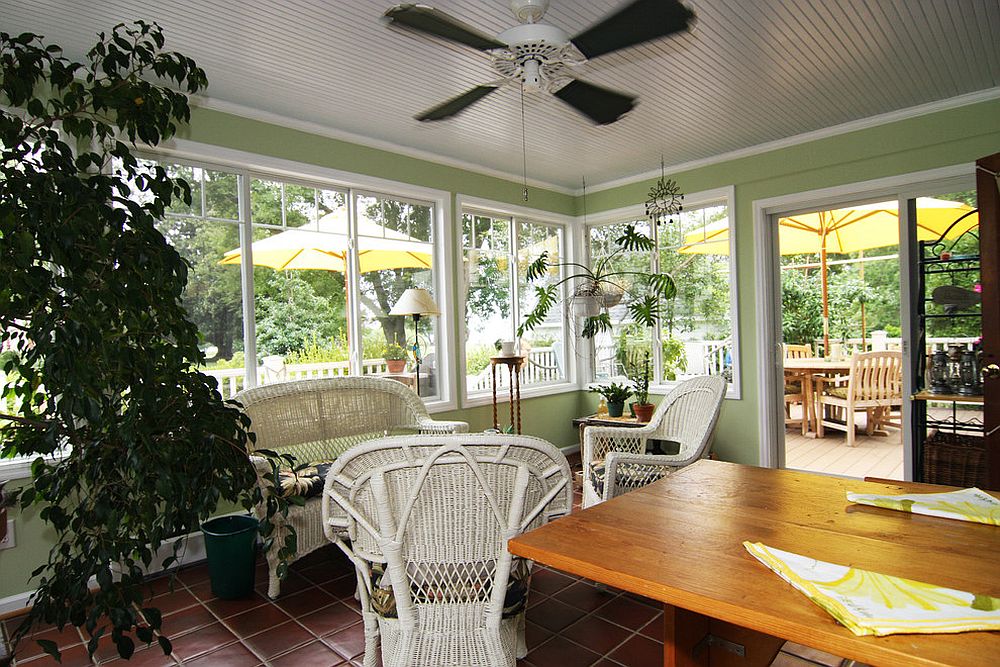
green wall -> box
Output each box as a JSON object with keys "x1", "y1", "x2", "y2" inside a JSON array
[
  {"x1": 584, "y1": 97, "x2": 1000, "y2": 464},
  {"x1": 4, "y1": 97, "x2": 999, "y2": 602}
]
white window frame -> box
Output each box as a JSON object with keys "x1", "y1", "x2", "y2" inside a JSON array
[
  {"x1": 581, "y1": 186, "x2": 741, "y2": 399},
  {"x1": 143, "y1": 141, "x2": 456, "y2": 412},
  {"x1": 456, "y1": 195, "x2": 577, "y2": 408},
  {"x1": 752, "y1": 164, "x2": 974, "y2": 471}
]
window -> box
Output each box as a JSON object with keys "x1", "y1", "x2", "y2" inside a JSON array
[
  {"x1": 355, "y1": 192, "x2": 440, "y2": 400},
  {"x1": 129, "y1": 156, "x2": 448, "y2": 405},
  {"x1": 461, "y1": 208, "x2": 569, "y2": 396},
  {"x1": 587, "y1": 191, "x2": 738, "y2": 394},
  {"x1": 150, "y1": 163, "x2": 247, "y2": 397}
]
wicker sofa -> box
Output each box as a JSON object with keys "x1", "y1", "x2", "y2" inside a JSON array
[{"x1": 235, "y1": 376, "x2": 468, "y2": 598}]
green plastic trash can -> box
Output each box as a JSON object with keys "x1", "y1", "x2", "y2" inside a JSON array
[{"x1": 201, "y1": 515, "x2": 259, "y2": 600}]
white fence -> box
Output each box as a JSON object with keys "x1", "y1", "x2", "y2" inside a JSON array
[
  {"x1": 205, "y1": 358, "x2": 391, "y2": 400},
  {"x1": 467, "y1": 347, "x2": 562, "y2": 392},
  {"x1": 595, "y1": 339, "x2": 731, "y2": 380}
]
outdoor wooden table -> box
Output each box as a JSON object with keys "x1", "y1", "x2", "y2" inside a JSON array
[
  {"x1": 508, "y1": 460, "x2": 1000, "y2": 667},
  {"x1": 783, "y1": 357, "x2": 853, "y2": 435}
]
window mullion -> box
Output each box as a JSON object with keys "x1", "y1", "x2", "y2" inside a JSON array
[
  {"x1": 238, "y1": 171, "x2": 257, "y2": 388},
  {"x1": 509, "y1": 217, "x2": 519, "y2": 341}
]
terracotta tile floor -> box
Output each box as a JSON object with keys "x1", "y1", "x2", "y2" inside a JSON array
[{"x1": 2, "y1": 454, "x2": 850, "y2": 666}]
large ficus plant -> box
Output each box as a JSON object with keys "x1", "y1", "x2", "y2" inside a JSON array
[
  {"x1": 0, "y1": 24, "x2": 296, "y2": 661},
  {"x1": 518, "y1": 224, "x2": 676, "y2": 339}
]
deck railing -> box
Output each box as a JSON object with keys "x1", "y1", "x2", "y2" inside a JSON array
[
  {"x1": 204, "y1": 358, "x2": 390, "y2": 400},
  {"x1": 466, "y1": 347, "x2": 562, "y2": 392}
]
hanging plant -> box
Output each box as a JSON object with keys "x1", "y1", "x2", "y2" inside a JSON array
[
  {"x1": 0, "y1": 24, "x2": 296, "y2": 662},
  {"x1": 518, "y1": 224, "x2": 676, "y2": 339}
]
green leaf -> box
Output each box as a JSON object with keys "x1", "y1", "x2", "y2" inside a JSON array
[
  {"x1": 627, "y1": 294, "x2": 660, "y2": 328},
  {"x1": 37, "y1": 638, "x2": 59, "y2": 659},
  {"x1": 517, "y1": 285, "x2": 557, "y2": 337},
  {"x1": 524, "y1": 251, "x2": 549, "y2": 282},
  {"x1": 614, "y1": 224, "x2": 654, "y2": 252},
  {"x1": 581, "y1": 313, "x2": 613, "y2": 339},
  {"x1": 647, "y1": 273, "x2": 676, "y2": 300}
]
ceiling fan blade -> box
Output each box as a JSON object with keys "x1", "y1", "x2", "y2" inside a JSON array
[
  {"x1": 553, "y1": 79, "x2": 636, "y2": 125},
  {"x1": 571, "y1": 0, "x2": 695, "y2": 59},
  {"x1": 384, "y1": 4, "x2": 507, "y2": 51},
  {"x1": 416, "y1": 85, "x2": 500, "y2": 121}
]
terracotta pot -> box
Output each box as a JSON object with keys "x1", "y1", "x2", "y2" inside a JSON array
[
  {"x1": 386, "y1": 359, "x2": 406, "y2": 373},
  {"x1": 633, "y1": 403, "x2": 655, "y2": 422}
]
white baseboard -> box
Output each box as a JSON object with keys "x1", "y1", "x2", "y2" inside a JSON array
[
  {"x1": 559, "y1": 443, "x2": 580, "y2": 455},
  {"x1": 0, "y1": 514, "x2": 250, "y2": 617}
]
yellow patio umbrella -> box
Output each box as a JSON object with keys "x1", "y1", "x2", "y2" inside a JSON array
[
  {"x1": 678, "y1": 197, "x2": 978, "y2": 353},
  {"x1": 220, "y1": 209, "x2": 433, "y2": 350},
  {"x1": 220, "y1": 209, "x2": 433, "y2": 272}
]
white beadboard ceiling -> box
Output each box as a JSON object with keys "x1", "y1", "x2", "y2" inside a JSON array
[{"x1": 3, "y1": 0, "x2": 999, "y2": 190}]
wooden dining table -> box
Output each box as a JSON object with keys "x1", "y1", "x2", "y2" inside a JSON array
[
  {"x1": 784, "y1": 357, "x2": 853, "y2": 435},
  {"x1": 508, "y1": 460, "x2": 1000, "y2": 667}
]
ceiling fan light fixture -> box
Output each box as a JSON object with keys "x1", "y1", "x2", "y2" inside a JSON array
[{"x1": 510, "y1": 0, "x2": 550, "y2": 24}]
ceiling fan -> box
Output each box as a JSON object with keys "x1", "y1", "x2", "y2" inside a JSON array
[{"x1": 383, "y1": 0, "x2": 695, "y2": 125}]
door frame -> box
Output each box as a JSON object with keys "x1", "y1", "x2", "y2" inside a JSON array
[{"x1": 754, "y1": 164, "x2": 975, "y2": 475}]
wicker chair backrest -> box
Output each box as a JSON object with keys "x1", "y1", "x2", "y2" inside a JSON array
[
  {"x1": 650, "y1": 375, "x2": 727, "y2": 460},
  {"x1": 236, "y1": 377, "x2": 429, "y2": 460},
  {"x1": 323, "y1": 434, "x2": 572, "y2": 562}
]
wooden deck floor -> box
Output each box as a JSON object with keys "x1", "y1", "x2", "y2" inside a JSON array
[
  {"x1": 783, "y1": 404, "x2": 984, "y2": 480},
  {"x1": 783, "y1": 406, "x2": 903, "y2": 480}
]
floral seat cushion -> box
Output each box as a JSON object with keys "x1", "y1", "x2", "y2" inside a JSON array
[
  {"x1": 589, "y1": 440, "x2": 680, "y2": 496},
  {"x1": 277, "y1": 460, "x2": 336, "y2": 499}
]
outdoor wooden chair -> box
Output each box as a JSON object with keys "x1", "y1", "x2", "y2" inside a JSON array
[
  {"x1": 815, "y1": 351, "x2": 903, "y2": 447},
  {"x1": 322, "y1": 434, "x2": 572, "y2": 667},
  {"x1": 783, "y1": 344, "x2": 813, "y2": 434}
]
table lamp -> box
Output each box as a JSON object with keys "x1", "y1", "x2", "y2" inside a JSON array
[{"x1": 389, "y1": 288, "x2": 440, "y2": 397}]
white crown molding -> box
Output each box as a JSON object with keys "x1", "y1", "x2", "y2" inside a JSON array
[
  {"x1": 578, "y1": 87, "x2": 1000, "y2": 196},
  {"x1": 189, "y1": 96, "x2": 577, "y2": 196}
]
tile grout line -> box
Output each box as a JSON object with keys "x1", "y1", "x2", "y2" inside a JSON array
[{"x1": 180, "y1": 577, "x2": 271, "y2": 667}]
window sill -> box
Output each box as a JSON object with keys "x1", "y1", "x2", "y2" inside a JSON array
[
  {"x1": 0, "y1": 452, "x2": 66, "y2": 483},
  {"x1": 463, "y1": 381, "x2": 578, "y2": 409}
]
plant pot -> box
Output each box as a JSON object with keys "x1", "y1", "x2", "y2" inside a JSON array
[
  {"x1": 596, "y1": 283, "x2": 624, "y2": 308},
  {"x1": 628, "y1": 402, "x2": 636, "y2": 417},
  {"x1": 386, "y1": 359, "x2": 406, "y2": 373},
  {"x1": 607, "y1": 401, "x2": 625, "y2": 418},
  {"x1": 633, "y1": 403, "x2": 655, "y2": 422},
  {"x1": 570, "y1": 294, "x2": 600, "y2": 318}
]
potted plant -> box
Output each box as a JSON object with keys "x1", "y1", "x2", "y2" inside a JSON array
[
  {"x1": 628, "y1": 352, "x2": 655, "y2": 422},
  {"x1": 0, "y1": 24, "x2": 295, "y2": 662},
  {"x1": 384, "y1": 341, "x2": 409, "y2": 373},
  {"x1": 518, "y1": 225, "x2": 676, "y2": 340},
  {"x1": 591, "y1": 382, "x2": 632, "y2": 418}
]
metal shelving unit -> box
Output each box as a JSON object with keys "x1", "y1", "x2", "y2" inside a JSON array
[{"x1": 912, "y1": 211, "x2": 984, "y2": 484}]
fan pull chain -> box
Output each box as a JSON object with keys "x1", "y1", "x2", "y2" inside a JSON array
[{"x1": 520, "y1": 86, "x2": 528, "y2": 201}]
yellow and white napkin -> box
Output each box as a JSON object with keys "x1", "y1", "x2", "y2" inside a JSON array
[
  {"x1": 744, "y1": 541, "x2": 1000, "y2": 636},
  {"x1": 846, "y1": 487, "x2": 1000, "y2": 526}
]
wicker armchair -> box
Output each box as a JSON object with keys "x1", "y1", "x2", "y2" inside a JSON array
[
  {"x1": 235, "y1": 376, "x2": 468, "y2": 598},
  {"x1": 322, "y1": 434, "x2": 572, "y2": 667},
  {"x1": 582, "y1": 375, "x2": 726, "y2": 508}
]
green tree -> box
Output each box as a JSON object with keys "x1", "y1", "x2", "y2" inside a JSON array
[{"x1": 0, "y1": 24, "x2": 295, "y2": 661}]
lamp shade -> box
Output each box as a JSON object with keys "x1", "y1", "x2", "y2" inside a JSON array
[{"x1": 390, "y1": 288, "x2": 440, "y2": 316}]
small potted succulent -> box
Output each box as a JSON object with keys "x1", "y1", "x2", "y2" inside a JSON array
[
  {"x1": 591, "y1": 382, "x2": 633, "y2": 418},
  {"x1": 628, "y1": 352, "x2": 655, "y2": 422},
  {"x1": 384, "y1": 341, "x2": 409, "y2": 373}
]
